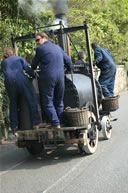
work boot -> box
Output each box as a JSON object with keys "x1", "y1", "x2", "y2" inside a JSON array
[
  {"x1": 48, "y1": 125, "x2": 61, "y2": 129},
  {"x1": 33, "y1": 125, "x2": 40, "y2": 130},
  {"x1": 11, "y1": 128, "x2": 17, "y2": 135},
  {"x1": 11, "y1": 128, "x2": 18, "y2": 137}
]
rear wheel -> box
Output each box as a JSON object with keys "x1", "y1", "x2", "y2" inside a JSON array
[
  {"x1": 26, "y1": 141, "x2": 43, "y2": 155},
  {"x1": 78, "y1": 111, "x2": 98, "y2": 154}
]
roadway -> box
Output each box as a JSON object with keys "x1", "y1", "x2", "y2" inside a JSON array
[{"x1": 0, "y1": 90, "x2": 128, "y2": 193}]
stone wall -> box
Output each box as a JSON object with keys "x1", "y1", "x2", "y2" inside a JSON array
[
  {"x1": 114, "y1": 65, "x2": 128, "y2": 95},
  {"x1": 94, "y1": 65, "x2": 128, "y2": 95}
]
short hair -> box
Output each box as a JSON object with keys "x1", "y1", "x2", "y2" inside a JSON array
[
  {"x1": 35, "y1": 32, "x2": 48, "y2": 39},
  {"x1": 91, "y1": 42, "x2": 99, "y2": 49},
  {"x1": 78, "y1": 51, "x2": 85, "y2": 59},
  {"x1": 3, "y1": 48, "x2": 15, "y2": 58}
]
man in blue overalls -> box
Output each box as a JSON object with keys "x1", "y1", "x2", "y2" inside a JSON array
[
  {"x1": 75, "y1": 51, "x2": 89, "y2": 74},
  {"x1": 91, "y1": 42, "x2": 116, "y2": 97},
  {"x1": 1, "y1": 48, "x2": 40, "y2": 133},
  {"x1": 32, "y1": 32, "x2": 72, "y2": 129}
]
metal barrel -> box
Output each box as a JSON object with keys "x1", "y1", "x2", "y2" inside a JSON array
[
  {"x1": 32, "y1": 78, "x2": 43, "y2": 122},
  {"x1": 64, "y1": 73, "x2": 102, "y2": 108},
  {"x1": 18, "y1": 95, "x2": 32, "y2": 130},
  {"x1": 18, "y1": 78, "x2": 42, "y2": 130}
]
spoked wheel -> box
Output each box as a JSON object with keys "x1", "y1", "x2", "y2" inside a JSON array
[
  {"x1": 26, "y1": 141, "x2": 43, "y2": 155},
  {"x1": 101, "y1": 116, "x2": 112, "y2": 140},
  {"x1": 85, "y1": 101, "x2": 95, "y2": 114},
  {"x1": 78, "y1": 111, "x2": 98, "y2": 154}
]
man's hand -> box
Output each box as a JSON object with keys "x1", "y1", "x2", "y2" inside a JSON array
[{"x1": 93, "y1": 60, "x2": 97, "y2": 66}]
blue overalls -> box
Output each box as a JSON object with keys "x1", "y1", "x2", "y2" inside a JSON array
[
  {"x1": 32, "y1": 41, "x2": 72, "y2": 126},
  {"x1": 1, "y1": 55, "x2": 40, "y2": 129},
  {"x1": 94, "y1": 46, "x2": 116, "y2": 97}
]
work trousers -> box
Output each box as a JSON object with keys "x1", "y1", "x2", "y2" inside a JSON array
[
  {"x1": 39, "y1": 76, "x2": 64, "y2": 126},
  {"x1": 99, "y1": 71, "x2": 116, "y2": 97},
  {"x1": 5, "y1": 78, "x2": 40, "y2": 129}
]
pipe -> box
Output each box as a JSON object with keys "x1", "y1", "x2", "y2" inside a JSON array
[
  {"x1": 83, "y1": 20, "x2": 100, "y2": 128},
  {"x1": 66, "y1": 34, "x2": 71, "y2": 57}
]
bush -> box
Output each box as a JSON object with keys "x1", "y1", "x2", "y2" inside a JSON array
[{"x1": 0, "y1": 73, "x2": 9, "y2": 140}]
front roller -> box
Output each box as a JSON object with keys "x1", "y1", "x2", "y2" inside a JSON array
[
  {"x1": 101, "y1": 115, "x2": 112, "y2": 140},
  {"x1": 78, "y1": 111, "x2": 98, "y2": 154}
]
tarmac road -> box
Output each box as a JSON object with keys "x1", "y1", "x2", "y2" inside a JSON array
[{"x1": 0, "y1": 90, "x2": 128, "y2": 193}]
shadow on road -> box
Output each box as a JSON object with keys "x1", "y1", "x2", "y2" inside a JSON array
[{"x1": 0, "y1": 131, "x2": 110, "y2": 173}]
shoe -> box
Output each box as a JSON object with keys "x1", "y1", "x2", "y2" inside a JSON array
[
  {"x1": 39, "y1": 123, "x2": 50, "y2": 128},
  {"x1": 48, "y1": 125, "x2": 61, "y2": 129},
  {"x1": 11, "y1": 128, "x2": 17, "y2": 135},
  {"x1": 11, "y1": 128, "x2": 18, "y2": 137},
  {"x1": 33, "y1": 125, "x2": 40, "y2": 130},
  {"x1": 14, "y1": 132, "x2": 19, "y2": 137}
]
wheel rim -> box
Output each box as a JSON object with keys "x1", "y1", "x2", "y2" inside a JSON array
[
  {"x1": 86, "y1": 116, "x2": 97, "y2": 147},
  {"x1": 101, "y1": 116, "x2": 112, "y2": 139},
  {"x1": 78, "y1": 112, "x2": 98, "y2": 154}
]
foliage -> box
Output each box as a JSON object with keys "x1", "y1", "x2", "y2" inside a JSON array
[
  {"x1": 67, "y1": 0, "x2": 128, "y2": 63},
  {"x1": 0, "y1": 73, "x2": 10, "y2": 139},
  {"x1": 0, "y1": 0, "x2": 18, "y2": 19}
]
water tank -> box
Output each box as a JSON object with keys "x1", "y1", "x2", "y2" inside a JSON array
[
  {"x1": 18, "y1": 78, "x2": 42, "y2": 130},
  {"x1": 64, "y1": 73, "x2": 102, "y2": 108}
]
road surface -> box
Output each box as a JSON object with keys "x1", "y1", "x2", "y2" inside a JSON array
[{"x1": 0, "y1": 90, "x2": 128, "y2": 193}]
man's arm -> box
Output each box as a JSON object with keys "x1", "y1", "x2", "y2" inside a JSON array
[
  {"x1": 31, "y1": 47, "x2": 41, "y2": 70},
  {"x1": 21, "y1": 57, "x2": 36, "y2": 78},
  {"x1": 61, "y1": 49, "x2": 72, "y2": 71},
  {"x1": 94, "y1": 48, "x2": 103, "y2": 64}
]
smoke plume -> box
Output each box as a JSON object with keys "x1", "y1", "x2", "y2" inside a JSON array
[
  {"x1": 18, "y1": 0, "x2": 68, "y2": 16},
  {"x1": 48, "y1": 0, "x2": 68, "y2": 15}
]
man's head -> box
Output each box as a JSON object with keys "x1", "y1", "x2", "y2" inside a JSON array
[
  {"x1": 3, "y1": 48, "x2": 16, "y2": 58},
  {"x1": 91, "y1": 42, "x2": 99, "y2": 50},
  {"x1": 78, "y1": 51, "x2": 85, "y2": 60},
  {"x1": 35, "y1": 32, "x2": 48, "y2": 46}
]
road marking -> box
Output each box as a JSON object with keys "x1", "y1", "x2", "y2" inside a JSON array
[
  {"x1": 42, "y1": 157, "x2": 85, "y2": 193},
  {"x1": 42, "y1": 146, "x2": 103, "y2": 193},
  {"x1": 0, "y1": 157, "x2": 29, "y2": 175}
]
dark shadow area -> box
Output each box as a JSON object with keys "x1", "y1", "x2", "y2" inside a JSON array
[
  {"x1": 0, "y1": 130, "x2": 112, "y2": 173},
  {"x1": 0, "y1": 143, "x2": 88, "y2": 172}
]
